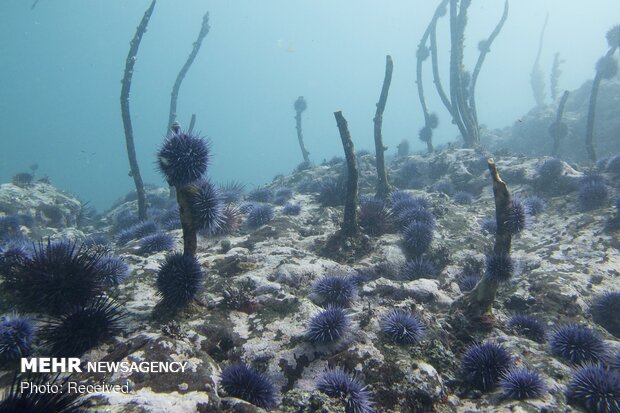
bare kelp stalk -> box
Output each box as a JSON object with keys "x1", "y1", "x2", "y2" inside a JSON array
[
  {"x1": 334, "y1": 111, "x2": 359, "y2": 237},
  {"x1": 120, "y1": 0, "x2": 156, "y2": 221},
  {"x1": 416, "y1": 0, "x2": 448, "y2": 153},
  {"x1": 373, "y1": 55, "x2": 393, "y2": 200},
  {"x1": 166, "y1": 11, "x2": 211, "y2": 132},
  {"x1": 550, "y1": 90, "x2": 570, "y2": 157},
  {"x1": 530, "y1": 14, "x2": 549, "y2": 107},
  {"x1": 450, "y1": 160, "x2": 514, "y2": 339},
  {"x1": 585, "y1": 25, "x2": 619, "y2": 162},
  {"x1": 294, "y1": 96, "x2": 310, "y2": 164},
  {"x1": 549, "y1": 53, "x2": 564, "y2": 101},
  {"x1": 468, "y1": 0, "x2": 509, "y2": 127},
  {"x1": 427, "y1": 0, "x2": 508, "y2": 148}
]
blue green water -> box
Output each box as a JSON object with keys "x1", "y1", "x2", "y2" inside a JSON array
[{"x1": 0, "y1": 0, "x2": 618, "y2": 209}]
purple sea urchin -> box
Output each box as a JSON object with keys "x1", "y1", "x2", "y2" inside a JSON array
[
  {"x1": 40, "y1": 296, "x2": 125, "y2": 357},
  {"x1": 247, "y1": 187, "x2": 273, "y2": 203},
  {"x1": 566, "y1": 364, "x2": 620, "y2": 413},
  {"x1": 0, "y1": 215, "x2": 22, "y2": 237},
  {"x1": 313, "y1": 275, "x2": 357, "y2": 308},
  {"x1": 578, "y1": 181, "x2": 609, "y2": 211},
  {"x1": 524, "y1": 196, "x2": 545, "y2": 216},
  {"x1": 116, "y1": 220, "x2": 159, "y2": 245},
  {"x1": 507, "y1": 314, "x2": 546, "y2": 343},
  {"x1": 219, "y1": 363, "x2": 278, "y2": 409},
  {"x1": 138, "y1": 233, "x2": 175, "y2": 255},
  {"x1": 211, "y1": 204, "x2": 242, "y2": 235},
  {"x1": 318, "y1": 179, "x2": 345, "y2": 207},
  {"x1": 481, "y1": 217, "x2": 497, "y2": 235},
  {"x1": 316, "y1": 368, "x2": 374, "y2": 413},
  {"x1": 0, "y1": 314, "x2": 34, "y2": 363},
  {"x1": 457, "y1": 274, "x2": 480, "y2": 292},
  {"x1": 397, "y1": 206, "x2": 435, "y2": 229},
  {"x1": 461, "y1": 342, "x2": 513, "y2": 392},
  {"x1": 550, "y1": 325, "x2": 608, "y2": 365},
  {"x1": 401, "y1": 258, "x2": 437, "y2": 280},
  {"x1": 0, "y1": 241, "x2": 31, "y2": 277},
  {"x1": 3, "y1": 240, "x2": 107, "y2": 315},
  {"x1": 359, "y1": 196, "x2": 390, "y2": 236},
  {"x1": 189, "y1": 179, "x2": 224, "y2": 233},
  {"x1": 485, "y1": 253, "x2": 514, "y2": 282},
  {"x1": 591, "y1": 292, "x2": 620, "y2": 338},
  {"x1": 282, "y1": 203, "x2": 301, "y2": 216},
  {"x1": 157, "y1": 131, "x2": 210, "y2": 187},
  {"x1": 499, "y1": 367, "x2": 546, "y2": 400},
  {"x1": 156, "y1": 252, "x2": 203, "y2": 311},
  {"x1": 402, "y1": 221, "x2": 433, "y2": 257},
  {"x1": 95, "y1": 255, "x2": 129, "y2": 286},
  {"x1": 504, "y1": 197, "x2": 528, "y2": 235},
  {"x1": 306, "y1": 306, "x2": 350, "y2": 345},
  {"x1": 246, "y1": 203, "x2": 274, "y2": 228},
  {"x1": 219, "y1": 181, "x2": 245, "y2": 204},
  {"x1": 380, "y1": 310, "x2": 425, "y2": 345}
]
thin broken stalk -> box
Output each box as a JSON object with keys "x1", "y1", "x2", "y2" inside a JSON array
[
  {"x1": 294, "y1": 97, "x2": 310, "y2": 163},
  {"x1": 120, "y1": 0, "x2": 156, "y2": 221},
  {"x1": 451, "y1": 159, "x2": 513, "y2": 328},
  {"x1": 551, "y1": 90, "x2": 570, "y2": 156},
  {"x1": 585, "y1": 46, "x2": 618, "y2": 162},
  {"x1": 373, "y1": 55, "x2": 393, "y2": 199},
  {"x1": 416, "y1": 0, "x2": 449, "y2": 153},
  {"x1": 469, "y1": 0, "x2": 509, "y2": 126},
  {"x1": 334, "y1": 111, "x2": 359, "y2": 237},
  {"x1": 167, "y1": 11, "x2": 210, "y2": 132}
]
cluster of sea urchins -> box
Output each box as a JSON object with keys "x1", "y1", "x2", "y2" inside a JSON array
[
  {"x1": 155, "y1": 129, "x2": 225, "y2": 312},
  {"x1": 157, "y1": 128, "x2": 225, "y2": 239},
  {"x1": 0, "y1": 239, "x2": 127, "y2": 358}
]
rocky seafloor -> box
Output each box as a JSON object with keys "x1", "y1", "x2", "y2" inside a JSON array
[{"x1": 1, "y1": 148, "x2": 619, "y2": 413}]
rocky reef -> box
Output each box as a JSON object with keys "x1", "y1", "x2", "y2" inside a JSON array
[
  {"x1": 0, "y1": 148, "x2": 619, "y2": 412},
  {"x1": 485, "y1": 78, "x2": 620, "y2": 162}
]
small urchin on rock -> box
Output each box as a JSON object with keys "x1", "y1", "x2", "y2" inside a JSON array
[
  {"x1": 380, "y1": 309, "x2": 425, "y2": 345},
  {"x1": 590, "y1": 291, "x2": 620, "y2": 338},
  {"x1": 219, "y1": 363, "x2": 277, "y2": 409},
  {"x1": 507, "y1": 314, "x2": 547, "y2": 343},
  {"x1": 246, "y1": 203, "x2": 274, "y2": 228},
  {"x1": 499, "y1": 367, "x2": 546, "y2": 400},
  {"x1": 138, "y1": 233, "x2": 175, "y2": 255},
  {"x1": 312, "y1": 275, "x2": 357, "y2": 308},
  {"x1": 0, "y1": 313, "x2": 34, "y2": 363},
  {"x1": 401, "y1": 258, "x2": 437, "y2": 280},
  {"x1": 116, "y1": 220, "x2": 159, "y2": 245},
  {"x1": 550, "y1": 325, "x2": 608, "y2": 366},
  {"x1": 316, "y1": 368, "x2": 374, "y2": 413},
  {"x1": 156, "y1": 252, "x2": 203, "y2": 312},
  {"x1": 566, "y1": 364, "x2": 620, "y2": 413},
  {"x1": 305, "y1": 306, "x2": 350, "y2": 345},
  {"x1": 461, "y1": 342, "x2": 513, "y2": 392},
  {"x1": 401, "y1": 221, "x2": 433, "y2": 257},
  {"x1": 577, "y1": 181, "x2": 609, "y2": 211},
  {"x1": 94, "y1": 255, "x2": 129, "y2": 286}
]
